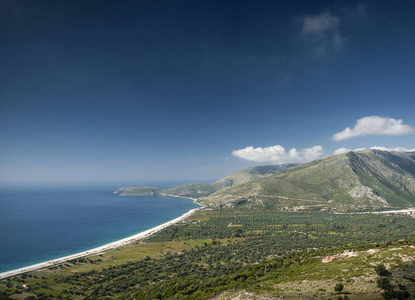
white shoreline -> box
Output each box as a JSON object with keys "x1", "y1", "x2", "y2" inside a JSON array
[{"x1": 0, "y1": 205, "x2": 203, "y2": 280}]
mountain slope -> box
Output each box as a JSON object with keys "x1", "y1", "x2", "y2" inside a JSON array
[
  {"x1": 114, "y1": 164, "x2": 296, "y2": 198},
  {"x1": 214, "y1": 165, "x2": 295, "y2": 187},
  {"x1": 204, "y1": 150, "x2": 415, "y2": 212}
]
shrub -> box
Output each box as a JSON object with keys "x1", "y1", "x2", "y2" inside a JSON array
[{"x1": 334, "y1": 283, "x2": 344, "y2": 294}]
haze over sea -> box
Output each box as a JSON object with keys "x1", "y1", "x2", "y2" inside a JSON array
[{"x1": 0, "y1": 184, "x2": 200, "y2": 273}]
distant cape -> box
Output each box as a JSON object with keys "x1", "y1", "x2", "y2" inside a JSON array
[{"x1": 114, "y1": 164, "x2": 296, "y2": 198}]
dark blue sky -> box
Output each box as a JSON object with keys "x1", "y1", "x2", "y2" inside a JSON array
[{"x1": 1, "y1": 0, "x2": 415, "y2": 186}]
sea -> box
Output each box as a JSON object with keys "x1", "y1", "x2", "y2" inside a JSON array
[{"x1": 0, "y1": 184, "x2": 201, "y2": 273}]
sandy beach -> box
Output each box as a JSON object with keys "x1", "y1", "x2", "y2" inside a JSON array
[{"x1": 0, "y1": 205, "x2": 202, "y2": 280}]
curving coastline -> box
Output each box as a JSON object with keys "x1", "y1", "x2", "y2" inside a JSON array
[{"x1": 0, "y1": 205, "x2": 203, "y2": 280}]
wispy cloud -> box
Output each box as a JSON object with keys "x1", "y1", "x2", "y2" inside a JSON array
[
  {"x1": 332, "y1": 116, "x2": 414, "y2": 141},
  {"x1": 302, "y1": 12, "x2": 340, "y2": 37},
  {"x1": 232, "y1": 145, "x2": 323, "y2": 164},
  {"x1": 301, "y1": 11, "x2": 344, "y2": 56},
  {"x1": 300, "y1": 3, "x2": 366, "y2": 57},
  {"x1": 333, "y1": 146, "x2": 415, "y2": 155}
]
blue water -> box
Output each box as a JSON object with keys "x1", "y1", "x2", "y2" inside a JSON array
[{"x1": 0, "y1": 186, "x2": 200, "y2": 273}]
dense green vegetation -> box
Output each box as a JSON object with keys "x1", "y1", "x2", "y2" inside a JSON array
[
  {"x1": 1, "y1": 209, "x2": 414, "y2": 299},
  {"x1": 148, "y1": 210, "x2": 415, "y2": 245}
]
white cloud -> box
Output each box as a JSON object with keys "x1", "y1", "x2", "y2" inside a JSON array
[
  {"x1": 370, "y1": 146, "x2": 415, "y2": 152},
  {"x1": 333, "y1": 147, "x2": 351, "y2": 155},
  {"x1": 301, "y1": 12, "x2": 344, "y2": 56},
  {"x1": 332, "y1": 116, "x2": 414, "y2": 141},
  {"x1": 333, "y1": 146, "x2": 415, "y2": 155},
  {"x1": 232, "y1": 145, "x2": 323, "y2": 164}
]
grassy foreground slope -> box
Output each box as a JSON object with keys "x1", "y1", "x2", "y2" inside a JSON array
[
  {"x1": 114, "y1": 164, "x2": 296, "y2": 198},
  {"x1": 205, "y1": 150, "x2": 415, "y2": 212}
]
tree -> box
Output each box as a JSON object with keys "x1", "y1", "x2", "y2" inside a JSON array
[
  {"x1": 334, "y1": 283, "x2": 344, "y2": 294},
  {"x1": 377, "y1": 277, "x2": 392, "y2": 291},
  {"x1": 395, "y1": 290, "x2": 410, "y2": 300},
  {"x1": 375, "y1": 264, "x2": 391, "y2": 277}
]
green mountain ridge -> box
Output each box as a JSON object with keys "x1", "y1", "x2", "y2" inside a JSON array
[
  {"x1": 114, "y1": 164, "x2": 296, "y2": 198},
  {"x1": 203, "y1": 149, "x2": 415, "y2": 212}
]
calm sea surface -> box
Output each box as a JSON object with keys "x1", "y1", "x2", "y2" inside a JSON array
[{"x1": 0, "y1": 186, "x2": 200, "y2": 273}]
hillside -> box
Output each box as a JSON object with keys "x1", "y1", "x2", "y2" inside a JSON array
[
  {"x1": 113, "y1": 185, "x2": 163, "y2": 196},
  {"x1": 114, "y1": 164, "x2": 295, "y2": 198},
  {"x1": 204, "y1": 150, "x2": 415, "y2": 212}
]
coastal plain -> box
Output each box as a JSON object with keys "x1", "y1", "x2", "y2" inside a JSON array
[
  {"x1": 1, "y1": 209, "x2": 414, "y2": 299},
  {"x1": 0, "y1": 207, "x2": 202, "y2": 280}
]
